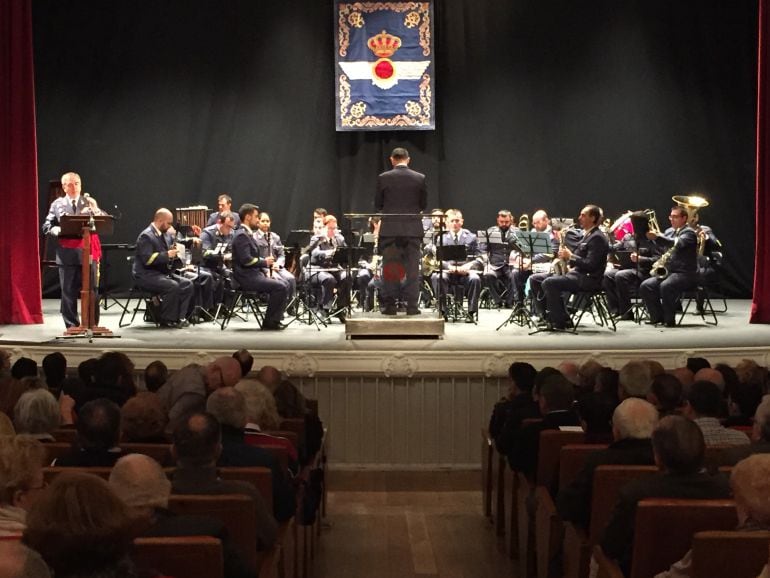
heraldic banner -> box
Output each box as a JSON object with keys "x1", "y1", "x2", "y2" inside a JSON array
[{"x1": 335, "y1": 1, "x2": 434, "y2": 131}]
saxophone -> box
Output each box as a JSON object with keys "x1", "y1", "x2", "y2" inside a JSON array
[{"x1": 551, "y1": 227, "x2": 571, "y2": 275}]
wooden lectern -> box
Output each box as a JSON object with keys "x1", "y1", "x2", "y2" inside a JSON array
[{"x1": 59, "y1": 214, "x2": 115, "y2": 337}]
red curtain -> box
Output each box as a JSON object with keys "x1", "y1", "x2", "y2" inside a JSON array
[{"x1": 0, "y1": 0, "x2": 42, "y2": 324}]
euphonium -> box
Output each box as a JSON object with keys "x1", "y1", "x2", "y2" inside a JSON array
[{"x1": 518, "y1": 213, "x2": 530, "y2": 231}]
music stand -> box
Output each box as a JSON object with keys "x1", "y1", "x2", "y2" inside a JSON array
[
  {"x1": 330, "y1": 246, "x2": 366, "y2": 318},
  {"x1": 58, "y1": 214, "x2": 116, "y2": 339},
  {"x1": 282, "y1": 230, "x2": 326, "y2": 330},
  {"x1": 497, "y1": 231, "x2": 552, "y2": 330}
]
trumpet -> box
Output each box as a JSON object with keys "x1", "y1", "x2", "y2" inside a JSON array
[{"x1": 518, "y1": 213, "x2": 529, "y2": 231}]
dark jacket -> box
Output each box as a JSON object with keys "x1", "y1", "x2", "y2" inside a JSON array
[
  {"x1": 218, "y1": 425, "x2": 296, "y2": 523},
  {"x1": 600, "y1": 470, "x2": 731, "y2": 574},
  {"x1": 375, "y1": 165, "x2": 428, "y2": 238},
  {"x1": 490, "y1": 393, "x2": 540, "y2": 451},
  {"x1": 569, "y1": 226, "x2": 609, "y2": 281},
  {"x1": 658, "y1": 225, "x2": 698, "y2": 275},
  {"x1": 132, "y1": 224, "x2": 176, "y2": 279},
  {"x1": 556, "y1": 437, "x2": 655, "y2": 530},
  {"x1": 53, "y1": 446, "x2": 124, "y2": 467}
]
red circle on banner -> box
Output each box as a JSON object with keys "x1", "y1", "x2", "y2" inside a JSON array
[
  {"x1": 383, "y1": 261, "x2": 405, "y2": 282},
  {"x1": 374, "y1": 60, "x2": 394, "y2": 79}
]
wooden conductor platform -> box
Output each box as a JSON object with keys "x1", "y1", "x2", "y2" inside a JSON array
[{"x1": 344, "y1": 311, "x2": 445, "y2": 339}]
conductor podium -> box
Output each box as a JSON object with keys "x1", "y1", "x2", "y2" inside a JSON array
[{"x1": 59, "y1": 214, "x2": 115, "y2": 337}]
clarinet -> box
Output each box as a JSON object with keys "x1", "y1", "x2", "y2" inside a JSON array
[{"x1": 266, "y1": 229, "x2": 273, "y2": 277}]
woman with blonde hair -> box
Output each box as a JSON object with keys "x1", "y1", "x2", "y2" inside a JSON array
[{"x1": 0, "y1": 436, "x2": 46, "y2": 537}]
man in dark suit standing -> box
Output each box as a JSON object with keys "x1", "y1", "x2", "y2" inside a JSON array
[{"x1": 375, "y1": 147, "x2": 428, "y2": 315}]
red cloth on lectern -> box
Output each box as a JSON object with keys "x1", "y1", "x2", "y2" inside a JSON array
[{"x1": 59, "y1": 234, "x2": 103, "y2": 261}]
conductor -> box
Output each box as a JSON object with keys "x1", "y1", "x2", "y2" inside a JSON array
[{"x1": 374, "y1": 147, "x2": 428, "y2": 315}]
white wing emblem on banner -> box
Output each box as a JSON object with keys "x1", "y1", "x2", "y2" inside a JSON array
[{"x1": 339, "y1": 60, "x2": 430, "y2": 90}]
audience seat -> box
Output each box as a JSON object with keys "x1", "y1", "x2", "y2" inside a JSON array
[
  {"x1": 481, "y1": 429, "x2": 494, "y2": 519},
  {"x1": 691, "y1": 530, "x2": 770, "y2": 578},
  {"x1": 593, "y1": 498, "x2": 738, "y2": 578},
  {"x1": 133, "y1": 536, "x2": 224, "y2": 578},
  {"x1": 43, "y1": 466, "x2": 112, "y2": 483},
  {"x1": 563, "y1": 465, "x2": 658, "y2": 578}
]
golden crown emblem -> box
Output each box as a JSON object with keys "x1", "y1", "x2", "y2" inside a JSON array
[{"x1": 367, "y1": 30, "x2": 401, "y2": 58}]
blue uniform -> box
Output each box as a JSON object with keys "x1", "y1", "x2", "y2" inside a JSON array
[{"x1": 431, "y1": 228, "x2": 483, "y2": 315}]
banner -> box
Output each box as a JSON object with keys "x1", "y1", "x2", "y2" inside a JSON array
[{"x1": 335, "y1": 1, "x2": 435, "y2": 131}]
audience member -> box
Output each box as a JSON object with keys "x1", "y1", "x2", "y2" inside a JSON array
[
  {"x1": 120, "y1": 392, "x2": 168, "y2": 443},
  {"x1": 557, "y1": 398, "x2": 658, "y2": 530},
  {"x1": 576, "y1": 393, "x2": 616, "y2": 444},
  {"x1": 693, "y1": 367, "x2": 726, "y2": 392},
  {"x1": 489, "y1": 362, "x2": 539, "y2": 447},
  {"x1": 206, "y1": 388, "x2": 295, "y2": 521},
  {"x1": 273, "y1": 379, "x2": 323, "y2": 464},
  {"x1": 724, "y1": 381, "x2": 763, "y2": 427},
  {"x1": 599, "y1": 415, "x2": 730, "y2": 574},
  {"x1": 41, "y1": 352, "x2": 67, "y2": 396},
  {"x1": 558, "y1": 361, "x2": 580, "y2": 386},
  {"x1": 233, "y1": 349, "x2": 254, "y2": 378},
  {"x1": 683, "y1": 381, "x2": 749, "y2": 446},
  {"x1": 54, "y1": 398, "x2": 124, "y2": 467},
  {"x1": 655, "y1": 454, "x2": 770, "y2": 578},
  {"x1": 647, "y1": 373, "x2": 683, "y2": 417},
  {"x1": 641, "y1": 359, "x2": 666, "y2": 378},
  {"x1": 618, "y1": 361, "x2": 653, "y2": 399},
  {"x1": 81, "y1": 352, "x2": 137, "y2": 407},
  {"x1": 0, "y1": 541, "x2": 50, "y2": 578},
  {"x1": 10, "y1": 358, "x2": 37, "y2": 381},
  {"x1": 1, "y1": 358, "x2": 36, "y2": 416},
  {"x1": 669, "y1": 367, "x2": 695, "y2": 393},
  {"x1": 23, "y1": 472, "x2": 140, "y2": 578},
  {"x1": 255, "y1": 365, "x2": 282, "y2": 393},
  {"x1": 594, "y1": 367, "x2": 620, "y2": 402},
  {"x1": 715, "y1": 363, "x2": 740, "y2": 394},
  {"x1": 143, "y1": 360, "x2": 168, "y2": 393},
  {"x1": 735, "y1": 359, "x2": 768, "y2": 390},
  {"x1": 109, "y1": 453, "x2": 253, "y2": 578},
  {"x1": 13, "y1": 389, "x2": 60, "y2": 441},
  {"x1": 578, "y1": 359, "x2": 604, "y2": 393},
  {"x1": 719, "y1": 397, "x2": 770, "y2": 466},
  {"x1": 169, "y1": 412, "x2": 277, "y2": 548},
  {"x1": 506, "y1": 374, "x2": 580, "y2": 479},
  {"x1": 0, "y1": 413, "x2": 14, "y2": 436},
  {"x1": 0, "y1": 436, "x2": 46, "y2": 537},
  {"x1": 686, "y1": 357, "x2": 711, "y2": 375},
  {"x1": 156, "y1": 356, "x2": 242, "y2": 430}
]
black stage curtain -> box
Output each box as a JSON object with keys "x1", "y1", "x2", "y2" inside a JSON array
[{"x1": 33, "y1": 0, "x2": 757, "y2": 296}]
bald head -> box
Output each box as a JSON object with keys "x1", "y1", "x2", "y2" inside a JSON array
[
  {"x1": 257, "y1": 365, "x2": 282, "y2": 391},
  {"x1": 206, "y1": 357, "x2": 243, "y2": 391},
  {"x1": 670, "y1": 367, "x2": 695, "y2": 390},
  {"x1": 109, "y1": 453, "x2": 171, "y2": 510},
  {"x1": 558, "y1": 361, "x2": 580, "y2": 385},
  {"x1": 693, "y1": 368, "x2": 726, "y2": 392}
]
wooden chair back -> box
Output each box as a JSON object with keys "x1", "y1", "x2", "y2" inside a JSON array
[
  {"x1": 121, "y1": 443, "x2": 173, "y2": 465},
  {"x1": 246, "y1": 444, "x2": 289, "y2": 474},
  {"x1": 43, "y1": 466, "x2": 112, "y2": 484},
  {"x1": 559, "y1": 444, "x2": 608, "y2": 491},
  {"x1": 279, "y1": 418, "x2": 306, "y2": 439},
  {"x1": 45, "y1": 442, "x2": 74, "y2": 464},
  {"x1": 167, "y1": 494, "x2": 257, "y2": 573},
  {"x1": 691, "y1": 530, "x2": 770, "y2": 578},
  {"x1": 133, "y1": 536, "x2": 224, "y2": 578},
  {"x1": 589, "y1": 465, "x2": 658, "y2": 543},
  {"x1": 536, "y1": 430, "x2": 585, "y2": 487},
  {"x1": 52, "y1": 428, "x2": 78, "y2": 444},
  {"x1": 629, "y1": 498, "x2": 738, "y2": 578},
  {"x1": 262, "y1": 430, "x2": 299, "y2": 448},
  {"x1": 218, "y1": 466, "x2": 274, "y2": 516},
  {"x1": 703, "y1": 445, "x2": 732, "y2": 473}
]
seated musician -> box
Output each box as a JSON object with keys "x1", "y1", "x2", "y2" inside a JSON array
[
  {"x1": 308, "y1": 215, "x2": 350, "y2": 322},
  {"x1": 479, "y1": 209, "x2": 517, "y2": 308},
  {"x1": 430, "y1": 209, "x2": 483, "y2": 322},
  {"x1": 691, "y1": 213, "x2": 723, "y2": 313},
  {"x1": 205, "y1": 193, "x2": 241, "y2": 228},
  {"x1": 131, "y1": 208, "x2": 194, "y2": 328},
  {"x1": 511, "y1": 208, "x2": 561, "y2": 307},
  {"x1": 200, "y1": 210, "x2": 236, "y2": 309},
  {"x1": 602, "y1": 211, "x2": 663, "y2": 321},
  {"x1": 638, "y1": 205, "x2": 698, "y2": 327},
  {"x1": 231, "y1": 203, "x2": 289, "y2": 330},
  {"x1": 255, "y1": 211, "x2": 296, "y2": 303},
  {"x1": 356, "y1": 216, "x2": 381, "y2": 311},
  {"x1": 529, "y1": 204, "x2": 609, "y2": 330}
]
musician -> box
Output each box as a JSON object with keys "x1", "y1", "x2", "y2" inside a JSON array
[
  {"x1": 431, "y1": 209, "x2": 483, "y2": 322},
  {"x1": 356, "y1": 217, "x2": 381, "y2": 311},
  {"x1": 602, "y1": 211, "x2": 663, "y2": 320},
  {"x1": 231, "y1": 203, "x2": 288, "y2": 330},
  {"x1": 480, "y1": 210, "x2": 517, "y2": 308},
  {"x1": 255, "y1": 212, "x2": 296, "y2": 302},
  {"x1": 375, "y1": 147, "x2": 428, "y2": 315},
  {"x1": 690, "y1": 213, "x2": 723, "y2": 313},
  {"x1": 200, "y1": 210, "x2": 236, "y2": 308},
  {"x1": 205, "y1": 194, "x2": 242, "y2": 228},
  {"x1": 131, "y1": 208, "x2": 194, "y2": 328},
  {"x1": 529, "y1": 205, "x2": 609, "y2": 330},
  {"x1": 308, "y1": 215, "x2": 350, "y2": 322},
  {"x1": 639, "y1": 206, "x2": 698, "y2": 327},
  {"x1": 509, "y1": 209, "x2": 561, "y2": 307},
  {"x1": 42, "y1": 172, "x2": 106, "y2": 328}
]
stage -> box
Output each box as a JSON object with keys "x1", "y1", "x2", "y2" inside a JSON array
[{"x1": 1, "y1": 298, "x2": 768, "y2": 376}]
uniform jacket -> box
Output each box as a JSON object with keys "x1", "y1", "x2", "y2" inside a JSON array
[
  {"x1": 568, "y1": 226, "x2": 609, "y2": 279},
  {"x1": 42, "y1": 195, "x2": 102, "y2": 264},
  {"x1": 657, "y1": 225, "x2": 698, "y2": 275},
  {"x1": 437, "y1": 229, "x2": 481, "y2": 269},
  {"x1": 132, "y1": 224, "x2": 176, "y2": 278},
  {"x1": 375, "y1": 165, "x2": 427, "y2": 238}
]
